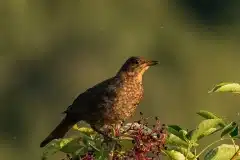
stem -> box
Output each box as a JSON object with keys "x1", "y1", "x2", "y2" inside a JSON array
[
  {"x1": 185, "y1": 144, "x2": 192, "y2": 160},
  {"x1": 88, "y1": 142, "x2": 100, "y2": 152},
  {"x1": 230, "y1": 147, "x2": 240, "y2": 160},
  {"x1": 193, "y1": 147, "x2": 197, "y2": 158},
  {"x1": 231, "y1": 138, "x2": 237, "y2": 152},
  {"x1": 108, "y1": 142, "x2": 116, "y2": 160},
  {"x1": 161, "y1": 150, "x2": 171, "y2": 159}
]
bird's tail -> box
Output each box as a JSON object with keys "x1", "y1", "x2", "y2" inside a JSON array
[{"x1": 40, "y1": 116, "x2": 76, "y2": 148}]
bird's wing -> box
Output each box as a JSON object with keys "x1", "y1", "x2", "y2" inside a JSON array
[{"x1": 64, "y1": 77, "x2": 120, "y2": 115}]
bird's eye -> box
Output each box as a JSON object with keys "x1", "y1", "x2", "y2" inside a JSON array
[{"x1": 134, "y1": 60, "x2": 139, "y2": 64}]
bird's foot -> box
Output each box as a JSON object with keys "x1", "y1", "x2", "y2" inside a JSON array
[
  {"x1": 91, "y1": 125, "x2": 121, "y2": 149},
  {"x1": 101, "y1": 134, "x2": 121, "y2": 150}
]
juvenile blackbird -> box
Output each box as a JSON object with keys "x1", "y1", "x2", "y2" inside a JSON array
[{"x1": 40, "y1": 56, "x2": 158, "y2": 147}]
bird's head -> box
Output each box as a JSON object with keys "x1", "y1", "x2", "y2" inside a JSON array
[{"x1": 117, "y1": 56, "x2": 158, "y2": 81}]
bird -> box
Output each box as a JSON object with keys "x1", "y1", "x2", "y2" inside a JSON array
[{"x1": 40, "y1": 56, "x2": 158, "y2": 148}]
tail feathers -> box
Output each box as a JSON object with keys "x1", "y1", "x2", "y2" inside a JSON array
[{"x1": 40, "y1": 117, "x2": 76, "y2": 148}]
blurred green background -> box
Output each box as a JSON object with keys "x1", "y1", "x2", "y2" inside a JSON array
[{"x1": 1, "y1": 0, "x2": 240, "y2": 159}]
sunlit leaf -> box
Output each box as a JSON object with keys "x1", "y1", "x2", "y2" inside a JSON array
[
  {"x1": 168, "y1": 125, "x2": 184, "y2": 132},
  {"x1": 41, "y1": 138, "x2": 74, "y2": 160},
  {"x1": 179, "y1": 130, "x2": 189, "y2": 141},
  {"x1": 41, "y1": 134, "x2": 97, "y2": 160},
  {"x1": 167, "y1": 145, "x2": 195, "y2": 159},
  {"x1": 197, "y1": 110, "x2": 219, "y2": 119},
  {"x1": 167, "y1": 125, "x2": 188, "y2": 142},
  {"x1": 208, "y1": 82, "x2": 240, "y2": 94},
  {"x1": 187, "y1": 128, "x2": 220, "y2": 144},
  {"x1": 198, "y1": 128, "x2": 219, "y2": 139},
  {"x1": 73, "y1": 125, "x2": 95, "y2": 136},
  {"x1": 166, "y1": 133, "x2": 189, "y2": 148},
  {"x1": 164, "y1": 150, "x2": 186, "y2": 160},
  {"x1": 204, "y1": 144, "x2": 240, "y2": 160},
  {"x1": 221, "y1": 122, "x2": 238, "y2": 138},
  {"x1": 197, "y1": 110, "x2": 226, "y2": 127},
  {"x1": 190, "y1": 119, "x2": 224, "y2": 142}
]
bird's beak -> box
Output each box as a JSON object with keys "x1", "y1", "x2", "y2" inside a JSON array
[{"x1": 146, "y1": 60, "x2": 158, "y2": 66}]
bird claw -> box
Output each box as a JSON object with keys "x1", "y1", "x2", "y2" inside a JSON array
[{"x1": 101, "y1": 134, "x2": 122, "y2": 150}]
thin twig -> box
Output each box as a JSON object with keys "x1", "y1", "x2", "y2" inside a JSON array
[{"x1": 230, "y1": 147, "x2": 240, "y2": 160}]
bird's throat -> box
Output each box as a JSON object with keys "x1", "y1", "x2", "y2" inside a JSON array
[{"x1": 117, "y1": 72, "x2": 143, "y2": 84}]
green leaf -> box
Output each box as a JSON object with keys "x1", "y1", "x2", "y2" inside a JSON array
[
  {"x1": 187, "y1": 128, "x2": 221, "y2": 143},
  {"x1": 230, "y1": 125, "x2": 239, "y2": 137},
  {"x1": 167, "y1": 145, "x2": 195, "y2": 159},
  {"x1": 179, "y1": 130, "x2": 189, "y2": 141},
  {"x1": 197, "y1": 110, "x2": 225, "y2": 127},
  {"x1": 41, "y1": 138, "x2": 74, "y2": 160},
  {"x1": 73, "y1": 125, "x2": 96, "y2": 136},
  {"x1": 221, "y1": 122, "x2": 238, "y2": 138},
  {"x1": 164, "y1": 150, "x2": 186, "y2": 160},
  {"x1": 199, "y1": 128, "x2": 219, "y2": 139},
  {"x1": 167, "y1": 125, "x2": 188, "y2": 142},
  {"x1": 60, "y1": 137, "x2": 84, "y2": 153},
  {"x1": 168, "y1": 125, "x2": 184, "y2": 132},
  {"x1": 232, "y1": 135, "x2": 240, "y2": 139},
  {"x1": 204, "y1": 144, "x2": 240, "y2": 160},
  {"x1": 92, "y1": 140, "x2": 109, "y2": 160},
  {"x1": 41, "y1": 134, "x2": 96, "y2": 160},
  {"x1": 94, "y1": 151, "x2": 109, "y2": 160},
  {"x1": 197, "y1": 110, "x2": 219, "y2": 119},
  {"x1": 208, "y1": 82, "x2": 240, "y2": 94},
  {"x1": 190, "y1": 119, "x2": 224, "y2": 142},
  {"x1": 166, "y1": 133, "x2": 189, "y2": 148}
]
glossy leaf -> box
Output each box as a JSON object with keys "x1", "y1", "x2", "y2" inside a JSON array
[
  {"x1": 60, "y1": 137, "x2": 85, "y2": 153},
  {"x1": 198, "y1": 128, "x2": 219, "y2": 139},
  {"x1": 221, "y1": 122, "x2": 238, "y2": 138},
  {"x1": 204, "y1": 144, "x2": 240, "y2": 160},
  {"x1": 179, "y1": 129, "x2": 189, "y2": 141},
  {"x1": 41, "y1": 138, "x2": 74, "y2": 160},
  {"x1": 164, "y1": 150, "x2": 186, "y2": 160},
  {"x1": 197, "y1": 110, "x2": 219, "y2": 119},
  {"x1": 167, "y1": 125, "x2": 188, "y2": 142},
  {"x1": 73, "y1": 125, "x2": 96, "y2": 136},
  {"x1": 167, "y1": 145, "x2": 195, "y2": 159},
  {"x1": 232, "y1": 135, "x2": 240, "y2": 139},
  {"x1": 190, "y1": 119, "x2": 224, "y2": 142},
  {"x1": 197, "y1": 110, "x2": 225, "y2": 127},
  {"x1": 208, "y1": 82, "x2": 240, "y2": 94},
  {"x1": 230, "y1": 125, "x2": 239, "y2": 137},
  {"x1": 166, "y1": 133, "x2": 189, "y2": 148},
  {"x1": 168, "y1": 125, "x2": 184, "y2": 132}
]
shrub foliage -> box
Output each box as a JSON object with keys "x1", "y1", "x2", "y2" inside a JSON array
[{"x1": 41, "y1": 83, "x2": 240, "y2": 160}]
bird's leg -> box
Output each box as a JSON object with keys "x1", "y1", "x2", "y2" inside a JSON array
[
  {"x1": 91, "y1": 125, "x2": 121, "y2": 150},
  {"x1": 91, "y1": 125, "x2": 113, "y2": 141}
]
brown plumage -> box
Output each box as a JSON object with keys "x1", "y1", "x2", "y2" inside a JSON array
[{"x1": 40, "y1": 56, "x2": 158, "y2": 147}]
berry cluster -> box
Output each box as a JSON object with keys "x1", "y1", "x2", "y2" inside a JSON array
[
  {"x1": 113, "y1": 113, "x2": 167, "y2": 159},
  {"x1": 63, "y1": 112, "x2": 167, "y2": 160},
  {"x1": 80, "y1": 152, "x2": 94, "y2": 160}
]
